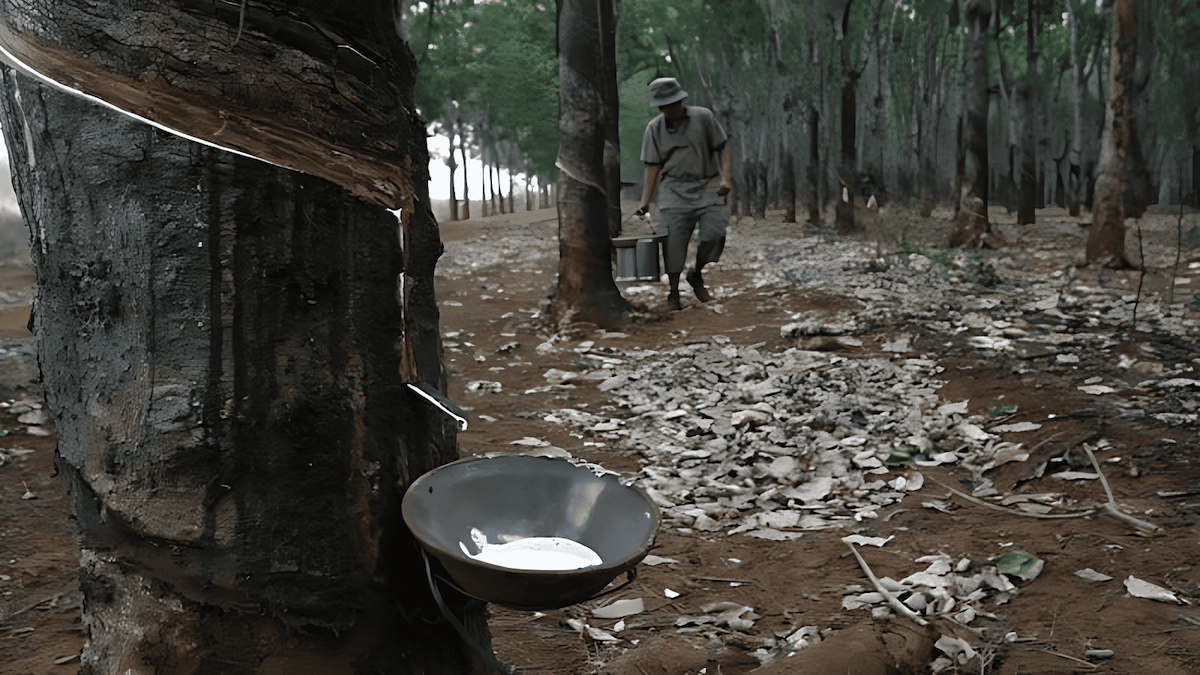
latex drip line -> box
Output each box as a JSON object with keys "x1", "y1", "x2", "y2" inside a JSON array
[
  {"x1": 408, "y1": 382, "x2": 468, "y2": 431},
  {"x1": 421, "y1": 547, "x2": 517, "y2": 675}
]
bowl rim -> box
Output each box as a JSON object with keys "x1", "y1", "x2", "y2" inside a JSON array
[{"x1": 402, "y1": 453, "x2": 661, "y2": 578}]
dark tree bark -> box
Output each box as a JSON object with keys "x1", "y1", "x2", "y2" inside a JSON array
[
  {"x1": 448, "y1": 127, "x2": 460, "y2": 221},
  {"x1": 952, "y1": 114, "x2": 964, "y2": 217},
  {"x1": 1066, "y1": 0, "x2": 1084, "y2": 216},
  {"x1": 949, "y1": 0, "x2": 1000, "y2": 248},
  {"x1": 601, "y1": 0, "x2": 622, "y2": 237},
  {"x1": 1017, "y1": 83, "x2": 1038, "y2": 225},
  {"x1": 0, "y1": 0, "x2": 423, "y2": 209},
  {"x1": 1017, "y1": 0, "x2": 1039, "y2": 225},
  {"x1": 0, "y1": 1, "x2": 505, "y2": 670},
  {"x1": 1088, "y1": 0, "x2": 1137, "y2": 266},
  {"x1": 459, "y1": 115, "x2": 472, "y2": 219},
  {"x1": 781, "y1": 139, "x2": 797, "y2": 223},
  {"x1": 807, "y1": 105, "x2": 822, "y2": 224},
  {"x1": 0, "y1": 71, "x2": 500, "y2": 673},
  {"x1": 835, "y1": 0, "x2": 861, "y2": 235},
  {"x1": 483, "y1": 143, "x2": 493, "y2": 217},
  {"x1": 552, "y1": 0, "x2": 631, "y2": 329}
]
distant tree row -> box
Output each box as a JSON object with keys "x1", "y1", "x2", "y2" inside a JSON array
[
  {"x1": 403, "y1": 0, "x2": 558, "y2": 219},
  {"x1": 410, "y1": 0, "x2": 1199, "y2": 251}
]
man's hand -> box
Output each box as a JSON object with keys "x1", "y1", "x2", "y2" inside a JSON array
[
  {"x1": 635, "y1": 204, "x2": 650, "y2": 217},
  {"x1": 717, "y1": 180, "x2": 732, "y2": 197}
]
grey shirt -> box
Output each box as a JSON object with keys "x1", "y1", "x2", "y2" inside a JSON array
[{"x1": 641, "y1": 106, "x2": 728, "y2": 209}]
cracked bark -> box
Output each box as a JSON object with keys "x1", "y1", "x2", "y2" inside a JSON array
[
  {"x1": 0, "y1": 2, "x2": 499, "y2": 670},
  {"x1": 0, "y1": 0, "x2": 420, "y2": 209}
]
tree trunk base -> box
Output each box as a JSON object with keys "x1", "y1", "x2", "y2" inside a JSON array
[
  {"x1": 835, "y1": 200, "x2": 858, "y2": 235},
  {"x1": 78, "y1": 549, "x2": 501, "y2": 675}
]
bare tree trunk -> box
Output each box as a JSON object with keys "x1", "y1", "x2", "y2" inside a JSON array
[
  {"x1": 1120, "y1": 0, "x2": 1156, "y2": 220},
  {"x1": 552, "y1": 0, "x2": 631, "y2": 328},
  {"x1": 1017, "y1": 83, "x2": 1038, "y2": 225},
  {"x1": 949, "y1": 0, "x2": 998, "y2": 248},
  {"x1": 1088, "y1": 0, "x2": 1136, "y2": 266},
  {"x1": 0, "y1": 70, "x2": 499, "y2": 673},
  {"x1": 1066, "y1": 0, "x2": 1084, "y2": 216},
  {"x1": 493, "y1": 153, "x2": 505, "y2": 214},
  {"x1": 601, "y1": 0, "x2": 623, "y2": 237},
  {"x1": 459, "y1": 116, "x2": 472, "y2": 219},
  {"x1": 782, "y1": 134, "x2": 797, "y2": 223},
  {"x1": 508, "y1": 159, "x2": 516, "y2": 213},
  {"x1": 807, "y1": 105, "x2": 822, "y2": 224},
  {"x1": 1017, "y1": 0, "x2": 1039, "y2": 225},
  {"x1": 835, "y1": 0, "x2": 860, "y2": 234},
  {"x1": 448, "y1": 128, "x2": 460, "y2": 221},
  {"x1": 858, "y1": 0, "x2": 888, "y2": 206},
  {"x1": 482, "y1": 143, "x2": 493, "y2": 217}
]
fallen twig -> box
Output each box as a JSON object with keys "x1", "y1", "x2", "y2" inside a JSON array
[
  {"x1": 1029, "y1": 648, "x2": 1099, "y2": 669},
  {"x1": 695, "y1": 577, "x2": 753, "y2": 584},
  {"x1": 929, "y1": 478, "x2": 1096, "y2": 520},
  {"x1": 1082, "y1": 446, "x2": 1159, "y2": 533},
  {"x1": 844, "y1": 542, "x2": 928, "y2": 626}
]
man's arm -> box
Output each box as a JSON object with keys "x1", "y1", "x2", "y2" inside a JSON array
[
  {"x1": 717, "y1": 145, "x2": 732, "y2": 196},
  {"x1": 637, "y1": 163, "x2": 662, "y2": 215}
]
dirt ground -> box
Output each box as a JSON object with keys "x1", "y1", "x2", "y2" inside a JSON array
[{"x1": 2, "y1": 203, "x2": 1200, "y2": 674}]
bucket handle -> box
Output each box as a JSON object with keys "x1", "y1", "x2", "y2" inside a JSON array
[{"x1": 421, "y1": 547, "x2": 517, "y2": 674}]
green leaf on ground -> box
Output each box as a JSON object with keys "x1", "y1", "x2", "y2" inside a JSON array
[
  {"x1": 987, "y1": 404, "x2": 1018, "y2": 417},
  {"x1": 997, "y1": 551, "x2": 1044, "y2": 581}
]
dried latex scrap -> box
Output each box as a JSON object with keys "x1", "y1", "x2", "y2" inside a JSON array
[{"x1": 460, "y1": 528, "x2": 602, "y2": 570}]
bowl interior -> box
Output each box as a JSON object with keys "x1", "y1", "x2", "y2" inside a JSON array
[{"x1": 404, "y1": 455, "x2": 659, "y2": 573}]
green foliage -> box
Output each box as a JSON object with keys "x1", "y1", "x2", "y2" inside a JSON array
[
  {"x1": 988, "y1": 404, "x2": 1018, "y2": 417},
  {"x1": 571, "y1": 359, "x2": 598, "y2": 371},
  {"x1": 410, "y1": 0, "x2": 558, "y2": 179}
]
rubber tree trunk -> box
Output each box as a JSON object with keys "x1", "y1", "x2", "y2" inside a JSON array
[
  {"x1": 1088, "y1": 0, "x2": 1136, "y2": 266},
  {"x1": 459, "y1": 116, "x2": 472, "y2": 219},
  {"x1": 857, "y1": 0, "x2": 887, "y2": 207},
  {"x1": 1021, "y1": 0, "x2": 1041, "y2": 221},
  {"x1": 552, "y1": 0, "x2": 631, "y2": 329},
  {"x1": 449, "y1": 128, "x2": 460, "y2": 221},
  {"x1": 601, "y1": 0, "x2": 622, "y2": 237},
  {"x1": 0, "y1": 0, "x2": 423, "y2": 210},
  {"x1": 835, "y1": 0, "x2": 860, "y2": 235},
  {"x1": 807, "y1": 105, "x2": 822, "y2": 224},
  {"x1": 949, "y1": 0, "x2": 994, "y2": 248},
  {"x1": 0, "y1": 73, "x2": 499, "y2": 673},
  {"x1": 1066, "y1": 0, "x2": 1084, "y2": 216},
  {"x1": 782, "y1": 138, "x2": 797, "y2": 223},
  {"x1": 482, "y1": 143, "x2": 492, "y2": 217},
  {"x1": 1017, "y1": 83, "x2": 1038, "y2": 225}
]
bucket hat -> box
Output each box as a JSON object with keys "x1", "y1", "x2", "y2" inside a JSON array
[{"x1": 648, "y1": 77, "x2": 687, "y2": 107}]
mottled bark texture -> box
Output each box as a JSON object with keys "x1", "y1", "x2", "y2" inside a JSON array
[
  {"x1": 834, "y1": 0, "x2": 860, "y2": 235},
  {"x1": 949, "y1": 0, "x2": 1000, "y2": 248},
  {"x1": 0, "y1": 0, "x2": 419, "y2": 209},
  {"x1": 1087, "y1": 0, "x2": 1136, "y2": 266},
  {"x1": 552, "y1": 0, "x2": 631, "y2": 329},
  {"x1": 0, "y1": 70, "x2": 495, "y2": 674}
]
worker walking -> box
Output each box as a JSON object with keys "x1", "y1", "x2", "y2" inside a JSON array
[{"x1": 635, "y1": 77, "x2": 732, "y2": 311}]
